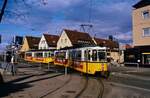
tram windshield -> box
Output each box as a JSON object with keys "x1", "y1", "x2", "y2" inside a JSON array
[
  {"x1": 98, "y1": 51, "x2": 106, "y2": 61},
  {"x1": 84, "y1": 49, "x2": 106, "y2": 62}
]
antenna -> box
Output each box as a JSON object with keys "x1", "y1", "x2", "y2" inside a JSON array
[
  {"x1": 80, "y1": 24, "x2": 93, "y2": 33},
  {"x1": 80, "y1": 0, "x2": 93, "y2": 33}
]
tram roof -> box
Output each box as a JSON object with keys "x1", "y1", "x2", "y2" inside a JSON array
[
  {"x1": 59, "y1": 45, "x2": 106, "y2": 50},
  {"x1": 26, "y1": 49, "x2": 56, "y2": 52}
]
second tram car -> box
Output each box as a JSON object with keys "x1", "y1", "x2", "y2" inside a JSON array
[{"x1": 25, "y1": 49, "x2": 55, "y2": 63}]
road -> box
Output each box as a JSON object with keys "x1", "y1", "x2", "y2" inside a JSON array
[
  {"x1": 0, "y1": 62, "x2": 150, "y2": 98},
  {"x1": 103, "y1": 66, "x2": 150, "y2": 98}
]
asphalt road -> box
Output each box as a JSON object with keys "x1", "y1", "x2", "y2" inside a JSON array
[{"x1": 1, "y1": 62, "x2": 150, "y2": 98}]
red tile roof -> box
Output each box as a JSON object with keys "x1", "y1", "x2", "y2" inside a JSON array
[
  {"x1": 26, "y1": 36, "x2": 40, "y2": 49},
  {"x1": 94, "y1": 37, "x2": 119, "y2": 49},
  {"x1": 64, "y1": 29, "x2": 95, "y2": 46},
  {"x1": 43, "y1": 34, "x2": 59, "y2": 47}
]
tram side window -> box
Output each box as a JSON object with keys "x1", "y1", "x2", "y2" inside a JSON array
[
  {"x1": 26, "y1": 53, "x2": 32, "y2": 56},
  {"x1": 56, "y1": 52, "x2": 66, "y2": 59},
  {"x1": 70, "y1": 51, "x2": 76, "y2": 60},
  {"x1": 69, "y1": 51, "x2": 73, "y2": 59},
  {"x1": 92, "y1": 50, "x2": 97, "y2": 61},
  {"x1": 98, "y1": 52, "x2": 106, "y2": 61},
  {"x1": 48, "y1": 52, "x2": 54, "y2": 57},
  {"x1": 76, "y1": 51, "x2": 81, "y2": 60},
  {"x1": 36, "y1": 53, "x2": 43, "y2": 58},
  {"x1": 51, "y1": 52, "x2": 54, "y2": 57},
  {"x1": 49, "y1": 52, "x2": 51, "y2": 57},
  {"x1": 84, "y1": 50, "x2": 88, "y2": 60},
  {"x1": 88, "y1": 50, "x2": 91, "y2": 61},
  {"x1": 44, "y1": 52, "x2": 47, "y2": 57}
]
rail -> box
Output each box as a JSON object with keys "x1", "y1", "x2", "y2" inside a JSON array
[{"x1": 39, "y1": 75, "x2": 72, "y2": 98}]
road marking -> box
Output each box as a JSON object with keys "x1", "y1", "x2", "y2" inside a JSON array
[{"x1": 109, "y1": 82, "x2": 150, "y2": 92}]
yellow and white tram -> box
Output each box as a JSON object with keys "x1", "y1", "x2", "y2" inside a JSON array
[
  {"x1": 25, "y1": 49, "x2": 55, "y2": 63},
  {"x1": 24, "y1": 46, "x2": 110, "y2": 77},
  {"x1": 54, "y1": 46, "x2": 110, "y2": 76}
]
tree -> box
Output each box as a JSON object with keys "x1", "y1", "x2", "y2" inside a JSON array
[
  {"x1": 0, "y1": 0, "x2": 8, "y2": 22},
  {"x1": 0, "y1": 0, "x2": 47, "y2": 23}
]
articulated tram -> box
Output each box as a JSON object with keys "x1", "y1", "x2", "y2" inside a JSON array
[
  {"x1": 54, "y1": 46, "x2": 110, "y2": 76},
  {"x1": 25, "y1": 49, "x2": 55, "y2": 63},
  {"x1": 24, "y1": 46, "x2": 110, "y2": 76}
]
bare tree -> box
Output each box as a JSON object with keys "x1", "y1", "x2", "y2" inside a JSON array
[
  {"x1": 0, "y1": 0, "x2": 8, "y2": 22},
  {"x1": 0, "y1": 0, "x2": 47, "y2": 23}
]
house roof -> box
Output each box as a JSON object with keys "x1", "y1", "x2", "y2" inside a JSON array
[
  {"x1": 93, "y1": 37, "x2": 119, "y2": 49},
  {"x1": 26, "y1": 36, "x2": 40, "y2": 49},
  {"x1": 64, "y1": 29, "x2": 95, "y2": 46},
  {"x1": 43, "y1": 34, "x2": 59, "y2": 47},
  {"x1": 133, "y1": 0, "x2": 150, "y2": 9}
]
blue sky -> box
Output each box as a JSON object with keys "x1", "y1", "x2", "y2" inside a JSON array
[{"x1": 0, "y1": 0, "x2": 139, "y2": 45}]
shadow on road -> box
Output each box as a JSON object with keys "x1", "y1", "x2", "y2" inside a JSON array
[
  {"x1": 0, "y1": 75, "x2": 34, "y2": 97},
  {"x1": 0, "y1": 71, "x2": 60, "y2": 97}
]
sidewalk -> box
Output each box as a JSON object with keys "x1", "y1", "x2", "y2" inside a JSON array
[{"x1": 110, "y1": 65, "x2": 150, "y2": 81}]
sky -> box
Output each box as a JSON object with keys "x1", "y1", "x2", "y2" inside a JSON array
[{"x1": 0, "y1": 0, "x2": 139, "y2": 47}]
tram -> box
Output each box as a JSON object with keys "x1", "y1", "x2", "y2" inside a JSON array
[
  {"x1": 25, "y1": 49, "x2": 55, "y2": 63},
  {"x1": 54, "y1": 46, "x2": 110, "y2": 76}
]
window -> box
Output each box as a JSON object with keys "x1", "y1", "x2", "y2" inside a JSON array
[
  {"x1": 61, "y1": 39, "x2": 63, "y2": 43},
  {"x1": 65, "y1": 39, "x2": 67, "y2": 43},
  {"x1": 98, "y1": 51, "x2": 106, "y2": 61},
  {"x1": 143, "y1": 27, "x2": 150, "y2": 36},
  {"x1": 92, "y1": 50, "x2": 97, "y2": 61},
  {"x1": 76, "y1": 51, "x2": 81, "y2": 60},
  {"x1": 142, "y1": 11, "x2": 149, "y2": 19}
]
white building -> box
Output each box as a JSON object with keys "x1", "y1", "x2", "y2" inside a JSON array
[
  {"x1": 57, "y1": 29, "x2": 95, "y2": 49},
  {"x1": 39, "y1": 34, "x2": 59, "y2": 50}
]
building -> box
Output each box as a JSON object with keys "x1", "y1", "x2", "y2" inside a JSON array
[
  {"x1": 132, "y1": 0, "x2": 150, "y2": 65},
  {"x1": 39, "y1": 34, "x2": 59, "y2": 50},
  {"x1": 93, "y1": 37, "x2": 120, "y2": 62},
  {"x1": 20, "y1": 36, "x2": 40, "y2": 52},
  {"x1": 57, "y1": 29, "x2": 95, "y2": 49}
]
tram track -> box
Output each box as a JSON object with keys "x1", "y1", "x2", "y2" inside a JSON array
[
  {"x1": 74, "y1": 77, "x2": 89, "y2": 98},
  {"x1": 8, "y1": 73, "x2": 65, "y2": 98},
  {"x1": 97, "y1": 78, "x2": 104, "y2": 98},
  {"x1": 73, "y1": 76, "x2": 105, "y2": 98},
  {"x1": 39, "y1": 75, "x2": 72, "y2": 98}
]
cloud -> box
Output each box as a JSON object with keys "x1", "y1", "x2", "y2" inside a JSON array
[{"x1": 0, "y1": 0, "x2": 138, "y2": 45}]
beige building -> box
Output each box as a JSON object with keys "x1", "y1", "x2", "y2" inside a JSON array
[
  {"x1": 20, "y1": 36, "x2": 40, "y2": 52},
  {"x1": 131, "y1": 0, "x2": 150, "y2": 65},
  {"x1": 133, "y1": 0, "x2": 150, "y2": 46},
  {"x1": 57, "y1": 29, "x2": 95, "y2": 49}
]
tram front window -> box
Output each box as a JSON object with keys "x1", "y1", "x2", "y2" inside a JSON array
[{"x1": 98, "y1": 51, "x2": 106, "y2": 61}]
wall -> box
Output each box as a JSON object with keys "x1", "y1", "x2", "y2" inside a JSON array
[
  {"x1": 133, "y1": 5, "x2": 150, "y2": 46},
  {"x1": 38, "y1": 35, "x2": 49, "y2": 49},
  {"x1": 20, "y1": 37, "x2": 29, "y2": 52},
  {"x1": 57, "y1": 31, "x2": 72, "y2": 49}
]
